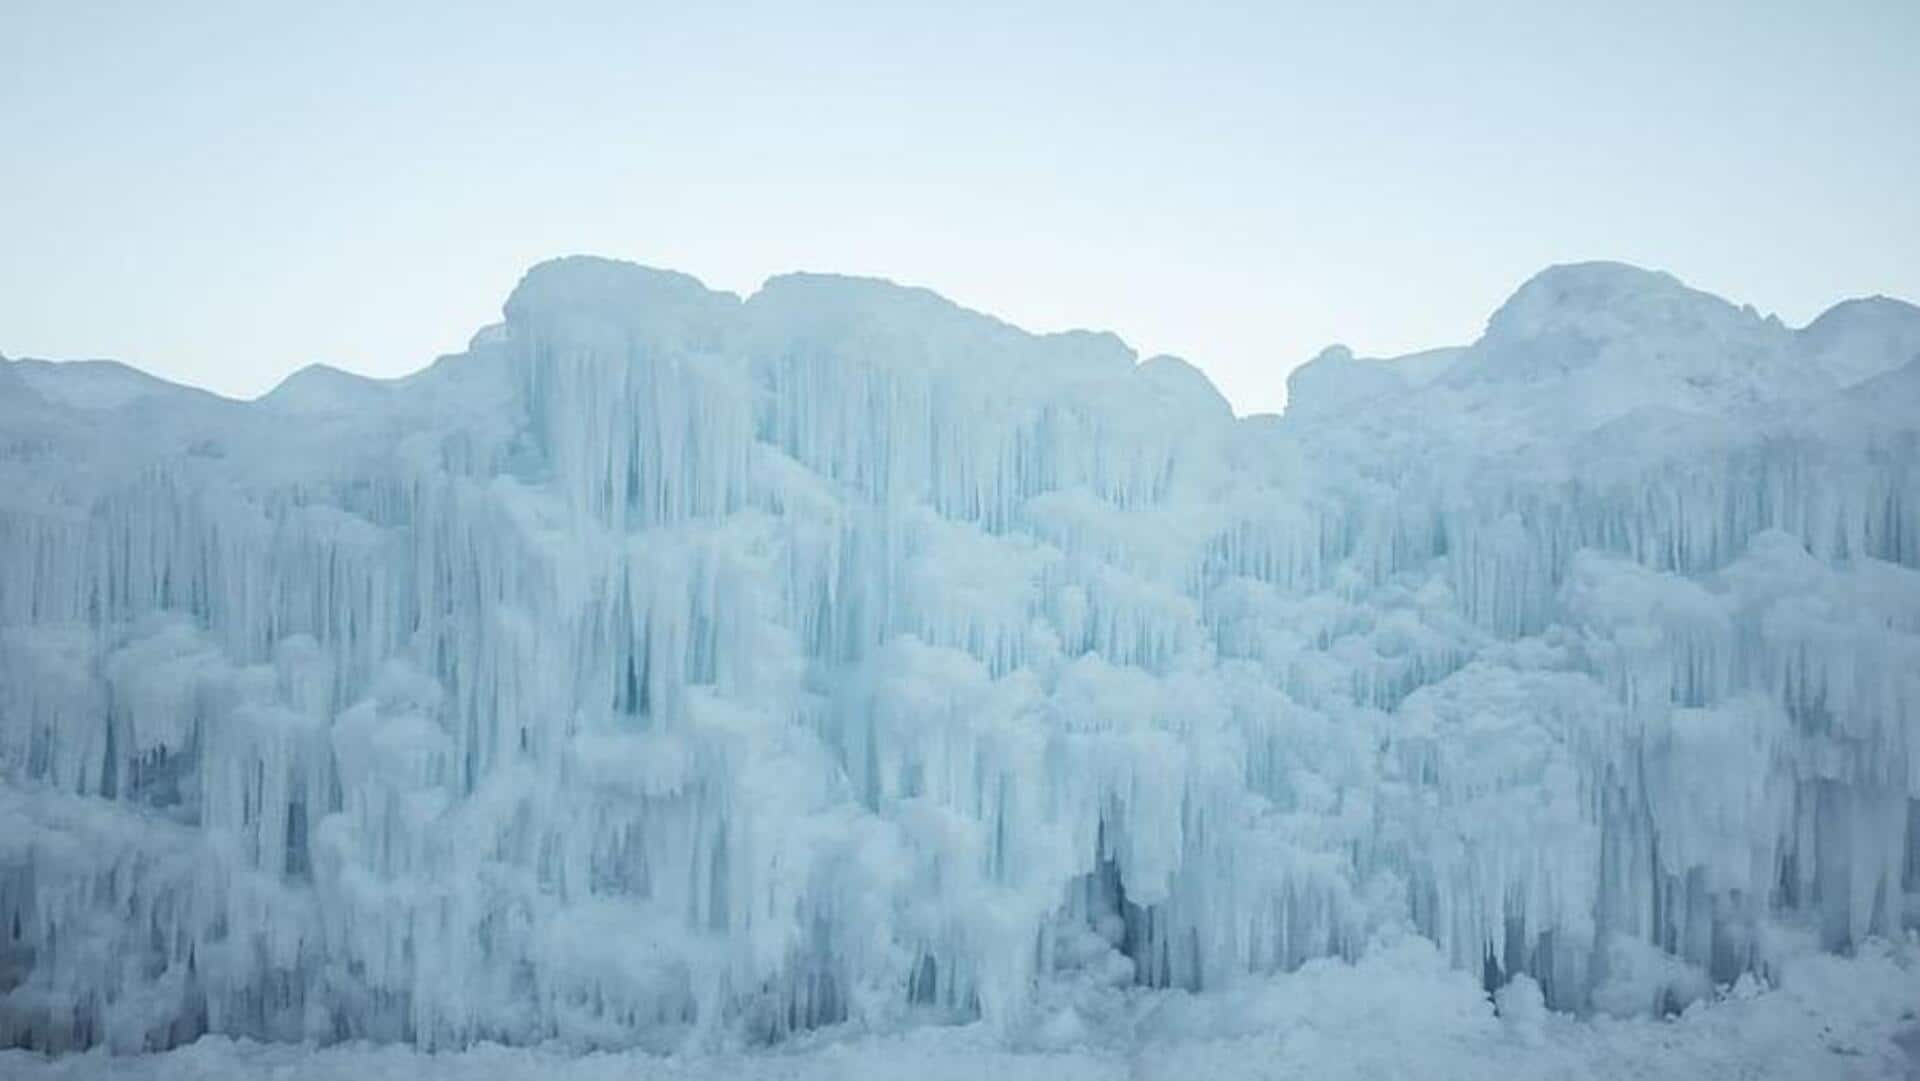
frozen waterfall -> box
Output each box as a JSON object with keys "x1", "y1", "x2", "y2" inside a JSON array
[{"x1": 1, "y1": 258, "x2": 1917, "y2": 1052}]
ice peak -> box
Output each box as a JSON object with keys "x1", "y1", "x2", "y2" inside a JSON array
[
  {"x1": 1520, "y1": 259, "x2": 1681, "y2": 292},
  {"x1": 746, "y1": 270, "x2": 1018, "y2": 346},
  {"x1": 1438, "y1": 261, "x2": 1813, "y2": 422},
  {"x1": 755, "y1": 270, "x2": 959, "y2": 310},
  {"x1": 1481, "y1": 261, "x2": 1740, "y2": 345},
  {"x1": 1134, "y1": 354, "x2": 1232, "y2": 420},
  {"x1": 260, "y1": 363, "x2": 387, "y2": 413},
  {"x1": 9, "y1": 357, "x2": 200, "y2": 411},
  {"x1": 1797, "y1": 294, "x2": 1920, "y2": 387},
  {"x1": 503, "y1": 256, "x2": 739, "y2": 333},
  {"x1": 1803, "y1": 294, "x2": 1920, "y2": 330},
  {"x1": 1284, "y1": 343, "x2": 1406, "y2": 420}
]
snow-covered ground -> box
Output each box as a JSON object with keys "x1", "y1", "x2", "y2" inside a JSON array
[
  {"x1": 7, "y1": 935, "x2": 1917, "y2": 1079},
  {"x1": 3, "y1": 257, "x2": 1918, "y2": 1072}
]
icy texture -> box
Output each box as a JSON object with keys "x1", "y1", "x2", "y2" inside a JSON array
[
  {"x1": 1, "y1": 259, "x2": 1917, "y2": 1053},
  {"x1": 5, "y1": 934, "x2": 1918, "y2": 1079}
]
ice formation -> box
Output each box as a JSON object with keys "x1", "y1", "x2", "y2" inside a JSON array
[{"x1": 1, "y1": 259, "x2": 1916, "y2": 1053}]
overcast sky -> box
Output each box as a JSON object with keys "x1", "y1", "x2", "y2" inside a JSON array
[{"x1": 3, "y1": 0, "x2": 1916, "y2": 413}]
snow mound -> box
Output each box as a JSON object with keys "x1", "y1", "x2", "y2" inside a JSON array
[
  {"x1": 11, "y1": 358, "x2": 212, "y2": 411},
  {"x1": 1798, "y1": 295, "x2": 1920, "y2": 388},
  {"x1": 1439, "y1": 261, "x2": 1821, "y2": 427},
  {"x1": 260, "y1": 364, "x2": 393, "y2": 414}
]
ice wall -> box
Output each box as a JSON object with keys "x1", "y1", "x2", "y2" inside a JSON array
[{"x1": 1, "y1": 259, "x2": 1917, "y2": 1051}]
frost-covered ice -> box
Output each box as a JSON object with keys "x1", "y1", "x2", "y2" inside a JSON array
[
  {"x1": 1, "y1": 258, "x2": 1917, "y2": 1066},
  {"x1": 4, "y1": 936, "x2": 1917, "y2": 1079}
]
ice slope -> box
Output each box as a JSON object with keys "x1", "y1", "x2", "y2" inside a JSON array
[
  {"x1": 8, "y1": 358, "x2": 218, "y2": 413},
  {"x1": 0, "y1": 259, "x2": 1916, "y2": 1054}
]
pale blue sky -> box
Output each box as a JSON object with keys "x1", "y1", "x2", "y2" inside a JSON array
[{"x1": 3, "y1": 0, "x2": 1916, "y2": 413}]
